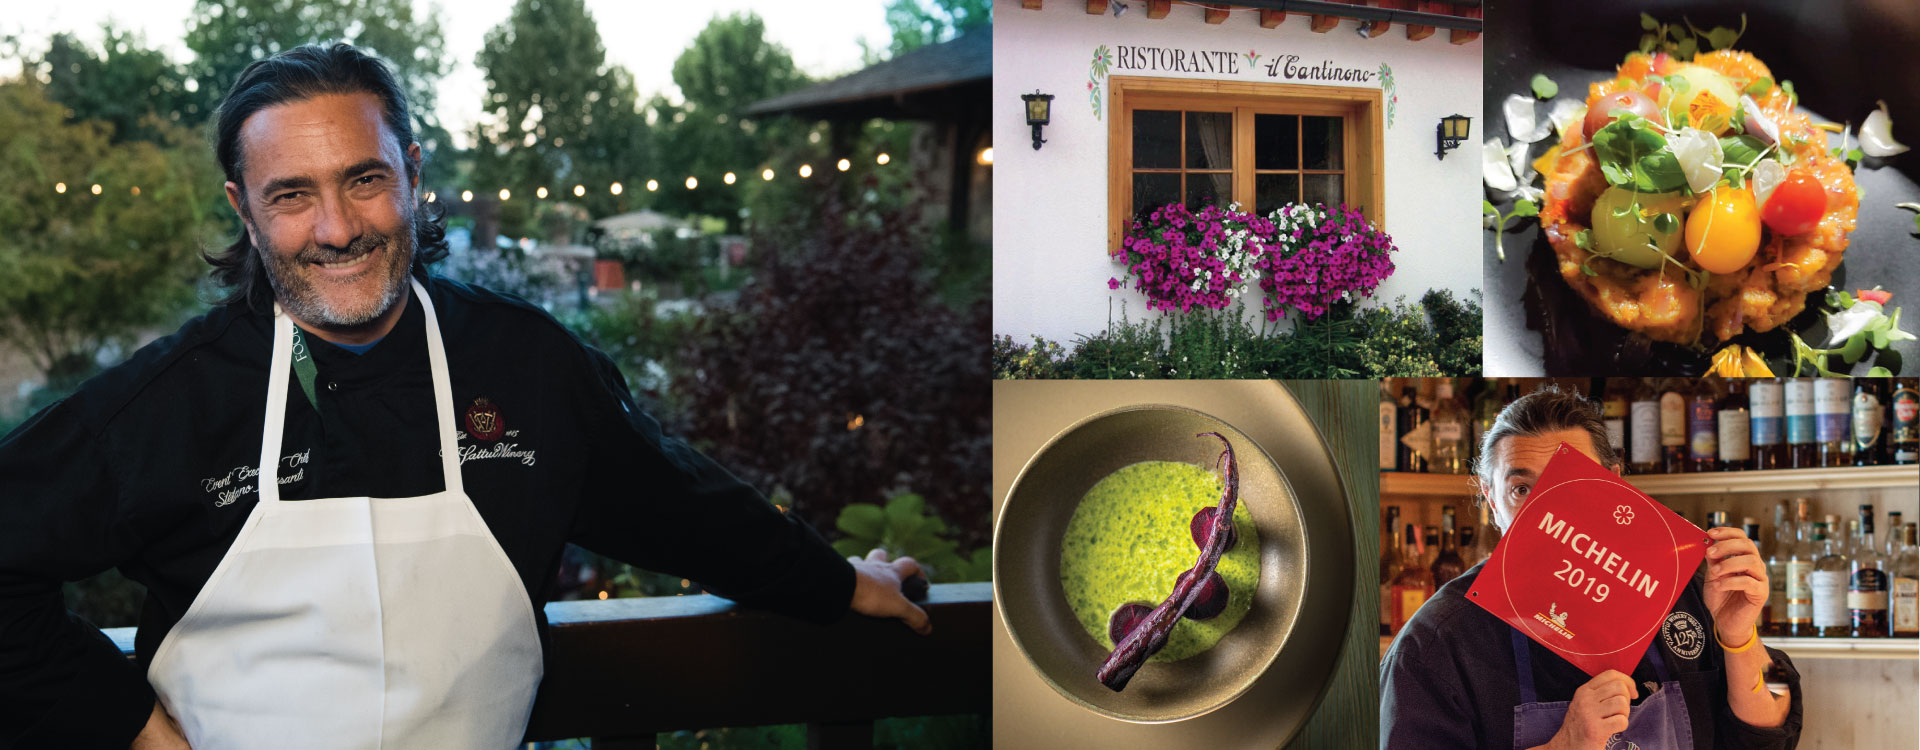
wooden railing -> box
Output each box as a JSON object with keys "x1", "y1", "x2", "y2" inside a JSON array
[{"x1": 107, "y1": 582, "x2": 992, "y2": 748}]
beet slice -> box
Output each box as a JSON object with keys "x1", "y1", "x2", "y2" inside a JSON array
[
  {"x1": 1107, "y1": 601, "x2": 1155, "y2": 644},
  {"x1": 1189, "y1": 506, "x2": 1239, "y2": 551},
  {"x1": 1174, "y1": 569, "x2": 1230, "y2": 620}
]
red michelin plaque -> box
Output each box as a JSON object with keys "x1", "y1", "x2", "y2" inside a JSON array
[{"x1": 1467, "y1": 444, "x2": 1710, "y2": 677}]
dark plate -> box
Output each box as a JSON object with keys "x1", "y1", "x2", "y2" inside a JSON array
[{"x1": 1483, "y1": 0, "x2": 1920, "y2": 376}]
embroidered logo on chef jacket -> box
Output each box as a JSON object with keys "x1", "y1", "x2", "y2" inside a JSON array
[
  {"x1": 456, "y1": 397, "x2": 537, "y2": 466},
  {"x1": 465, "y1": 397, "x2": 505, "y2": 440},
  {"x1": 199, "y1": 449, "x2": 312, "y2": 507},
  {"x1": 1661, "y1": 611, "x2": 1705, "y2": 660},
  {"x1": 1605, "y1": 734, "x2": 1642, "y2": 750}
]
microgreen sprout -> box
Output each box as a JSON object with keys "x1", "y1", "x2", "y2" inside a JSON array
[{"x1": 1484, "y1": 199, "x2": 1539, "y2": 262}]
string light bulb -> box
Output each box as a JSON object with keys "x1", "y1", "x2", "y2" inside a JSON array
[
  {"x1": 536, "y1": 186, "x2": 548, "y2": 199},
  {"x1": 876, "y1": 153, "x2": 890, "y2": 165},
  {"x1": 799, "y1": 164, "x2": 813, "y2": 178},
  {"x1": 761, "y1": 168, "x2": 774, "y2": 181},
  {"x1": 499, "y1": 188, "x2": 511, "y2": 201},
  {"x1": 611, "y1": 182, "x2": 623, "y2": 195},
  {"x1": 461, "y1": 190, "x2": 473, "y2": 202},
  {"x1": 978, "y1": 147, "x2": 994, "y2": 165},
  {"x1": 130, "y1": 186, "x2": 141, "y2": 196},
  {"x1": 54, "y1": 182, "x2": 67, "y2": 194},
  {"x1": 685, "y1": 176, "x2": 698, "y2": 190},
  {"x1": 723, "y1": 172, "x2": 736, "y2": 185},
  {"x1": 645, "y1": 179, "x2": 659, "y2": 192},
  {"x1": 574, "y1": 184, "x2": 585, "y2": 197},
  {"x1": 837, "y1": 158, "x2": 851, "y2": 172},
  {"x1": 91, "y1": 184, "x2": 102, "y2": 195}
]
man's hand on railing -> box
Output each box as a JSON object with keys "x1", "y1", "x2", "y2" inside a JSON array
[
  {"x1": 131, "y1": 701, "x2": 189, "y2": 749},
  {"x1": 847, "y1": 548, "x2": 933, "y2": 635}
]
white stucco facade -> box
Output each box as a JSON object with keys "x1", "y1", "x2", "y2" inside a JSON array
[{"x1": 992, "y1": 0, "x2": 1483, "y2": 343}]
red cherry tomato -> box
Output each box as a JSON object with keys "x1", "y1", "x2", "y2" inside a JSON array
[
  {"x1": 1583, "y1": 90, "x2": 1663, "y2": 140},
  {"x1": 1762, "y1": 171, "x2": 1827, "y2": 236}
]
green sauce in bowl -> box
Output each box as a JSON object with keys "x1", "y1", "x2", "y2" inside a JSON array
[{"x1": 1059, "y1": 460, "x2": 1260, "y2": 662}]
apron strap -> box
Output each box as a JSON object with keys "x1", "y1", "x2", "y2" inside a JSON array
[
  {"x1": 258, "y1": 278, "x2": 462, "y2": 500},
  {"x1": 1509, "y1": 626, "x2": 1676, "y2": 705}
]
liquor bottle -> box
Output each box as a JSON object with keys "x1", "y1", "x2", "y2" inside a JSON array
[
  {"x1": 1785, "y1": 499, "x2": 1817, "y2": 637},
  {"x1": 1845, "y1": 519, "x2": 1860, "y2": 559},
  {"x1": 1786, "y1": 377, "x2": 1817, "y2": 468},
  {"x1": 1889, "y1": 511, "x2": 1907, "y2": 559},
  {"x1": 1815, "y1": 378, "x2": 1853, "y2": 467},
  {"x1": 1602, "y1": 379, "x2": 1629, "y2": 461},
  {"x1": 1431, "y1": 506, "x2": 1467, "y2": 589},
  {"x1": 1629, "y1": 379, "x2": 1662, "y2": 475},
  {"x1": 1472, "y1": 378, "x2": 1504, "y2": 465},
  {"x1": 1379, "y1": 380, "x2": 1398, "y2": 471},
  {"x1": 1470, "y1": 502, "x2": 1501, "y2": 565},
  {"x1": 1744, "y1": 517, "x2": 1767, "y2": 633},
  {"x1": 1380, "y1": 506, "x2": 1401, "y2": 636},
  {"x1": 1893, "y1": 524, "x2": 1919, "y2": 638},
  {"x1": 1431, "y1": 380, "x2": 1470, "y2": 475},
  {"x1": 1750, "y1": 377, "x2": 1787, "y2": 470},
  {"x1": 1810, "y1": 517, "x2": 1850, "y2": 637},
  {"x1": 1388, "y1": 522, "x2": 1436, "y2": 635},
  {"x1": 1660, "y1": 379, "x2": 1690, "y2": 473},
  {"x1": 1851, "y1": 379, "x2": 1887, "y2": 467},
  {"x1": 1850, "y1": 505, "x2": 1889, "y2": 637},
  {"x1": 1718, "y1": 379, "x2": 1751, "y2": 471},
  {"x1": 1420, "y1": 525, "x2": 1440, "y2": 568},
  {"x1": 1891, "y1": 378, "x2": 1919, "y2": 465},
  {"x1": 1689, "y1": 380, "x2": 1719, "y2": 472},
  {"x1": 1765, "y1": 500, "x2": 1791, "y2": 637},
  {"x1": 1397, "y1": 386, "x2": 1430, "y2": 473}
]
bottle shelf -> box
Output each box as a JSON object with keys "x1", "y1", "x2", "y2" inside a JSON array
[
  {"x1": 1382, "y1": 634, "x2": 1919, "y2": 662},
  {"x1": 1381, "y1": 464, "x2": 1918, "y2": 499}
]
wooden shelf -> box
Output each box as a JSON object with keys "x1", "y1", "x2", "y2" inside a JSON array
[
  {"x1": 1766, "y1": 636, "x2": 1919, "y2": 660},
  {"x1": 1381, "y1": 465, "x2": 1918, "y2": 499},
  {"x1": 1382, "y1": 634, "x2": 1918, "y2": 662}
]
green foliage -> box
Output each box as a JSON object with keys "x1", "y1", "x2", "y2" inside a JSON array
[
  {"x1": 559, "y1": 289, "x2": 699, "y2": 408},
  {"x1": 882, "y1": 0, "x2": 992, "y2": 56},
  {"x1": 1592, "y1": 115, "x2": 1686, "y2": 193},
  {"x1": 472, "y1": 0, "x2": 649, "y2": 219},
  {"x1": 832, "y1": 491, "x2": 988, "y2": 583},
  {"x1": 184, "y1": 0, "x2": 454, "y2": 152},
  {"x1": 995, "y1": 290, "x2": 1484, "y2": 380},
  {"x1": 38, "y1": 26, "x2": 203, "y2": 144},
  {"x1": 649, "y1": 13, "x2": 810, "y2": 231},
  {"x1": 0, "y1": 81, "x2": 218, "y2": 383}
]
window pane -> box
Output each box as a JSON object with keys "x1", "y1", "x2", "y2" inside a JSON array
[
  {"x1": 1133, "y1": 172, "x2": 1180, "y2": 222},
  {"x1": 1186, "y1": 172, "x2": 1231, "y2": 211},
  {"x1": 1304, "y1": 116, "x2": 1344, "y2": 170},
  {"x1": 1133, "y1": 110, "x2": 1181, "y2": 169},
  {"x1": 1255, "y1": 173, "x2": 1301, "y2": 216},
  {"x1": 1254, "y1": 114, "x2": 1300, "y2": 170},
  {"x1": 1304, "y1": 174, "x2": 1345, "y2": 208},
  {"x1": 1185, "y1": 111, "x2": 1233, "y2": 170}
]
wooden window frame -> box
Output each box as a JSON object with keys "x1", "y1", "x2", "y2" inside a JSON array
[{"x1": 1106, "y1": 75, "x2": 1385, "y2": 255}]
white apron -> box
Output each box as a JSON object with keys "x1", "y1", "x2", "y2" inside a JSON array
[{"x1": 146, "y1": 279, "x2": 544, "y2": 749}]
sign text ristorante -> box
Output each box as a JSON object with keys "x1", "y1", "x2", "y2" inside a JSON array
[{"x1": 1114, "y1": 45, "x2": 1241, "y2": 75}]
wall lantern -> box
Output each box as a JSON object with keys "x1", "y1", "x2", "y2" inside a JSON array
[
  {"x1": 1436, "y1": 114, "x2": 1471, "y2": 160},
  {"x1": 1022, "y1": 90, "x2": 1054, "y2": 150}
]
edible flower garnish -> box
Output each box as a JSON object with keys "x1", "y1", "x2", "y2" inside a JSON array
[
  {"x1": 1861, "y1": 100, "x2": 1909, "y2": 158},
  {"x1": 1709, "y1": 344, "x2": 1775, "y2": 376}
]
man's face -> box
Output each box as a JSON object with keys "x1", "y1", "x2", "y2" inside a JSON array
[
  {"x1": 1481, "y1": 428, "x2": 1619, "y2": 533},
  {"x1": 225, "y1": 92, "x2": 420, "y2": 330}
]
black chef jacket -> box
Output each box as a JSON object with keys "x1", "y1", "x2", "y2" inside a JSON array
[
  {"x1": 1381, "y1": 560, "x2": 1803, "y2": 750},
  {"x1": 0, "y1": 274, "x2": 855, "y2": 747}
]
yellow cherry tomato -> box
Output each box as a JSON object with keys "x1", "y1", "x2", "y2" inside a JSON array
[{"x1": 1684, "y1": 186, "x2": 1761, "y2": 274}]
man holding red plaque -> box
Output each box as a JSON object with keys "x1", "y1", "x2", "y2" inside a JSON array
[{"x1": 1381, "y1": 387, "x2": 1800, "y2": 750}]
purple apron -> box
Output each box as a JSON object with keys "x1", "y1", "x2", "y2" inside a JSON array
[{"x1": 1510, "y1": 628, "x2": 1695, "y2": 750}]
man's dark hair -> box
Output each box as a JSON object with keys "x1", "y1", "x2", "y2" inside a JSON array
[
  {"x1": 206, "y1": 42, "x2": 447, "y2": 309},
  {"x1": 1472, "y1": 384, "x2": 1623, "y2": 492}
]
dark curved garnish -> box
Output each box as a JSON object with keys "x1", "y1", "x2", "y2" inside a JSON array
[{"x1": 1095, "y1": 432, "x2": 1239, "y2": 691}]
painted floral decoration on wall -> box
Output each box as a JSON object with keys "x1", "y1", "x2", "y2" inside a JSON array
[
  {"x1": 1379, "y1": 63, "x2": 1397, "y2": 129},
  {"x1": 1089, "y1": 44, "x2": 1115, "y2": 120}
]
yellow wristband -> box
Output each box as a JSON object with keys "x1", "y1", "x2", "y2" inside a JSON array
[
  {"x1": 1717, "y1": 623, "x2": 1760, "y2": 653},
  {"x1": 1752, "y1": 673, "x2": 1765, "y2": 694}
]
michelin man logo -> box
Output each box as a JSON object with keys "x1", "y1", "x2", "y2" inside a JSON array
[{"x1": 1662, "y1": 611, "x2": 1705, "y2": 660}]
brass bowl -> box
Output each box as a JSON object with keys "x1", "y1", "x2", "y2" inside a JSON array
[{"x1": 993, "y1": 404, "x2": 1307, "y2": 724}]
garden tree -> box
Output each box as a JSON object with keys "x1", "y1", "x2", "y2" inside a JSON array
[
  {"x1": 183, "y1": 0, "x2": 453, "y2": 155},
  {"x1": 881, "y1": 0, "x2": 992, "y2": 56},
  {"x1": 645, "y1": 12, "x2": 809, "y2": 230},
  {"x1": 0, "y1": 81, "x2": 218, "y2": 386},
  {"x1": 471, "y1": 0, "x2": 650, "y2": 225},
  {"x1": 39, "y1": 26, "x2": 202, "y2": 145},
  {"x1": 671, "y1": 189, "x2": 991, "y2": 551}
]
